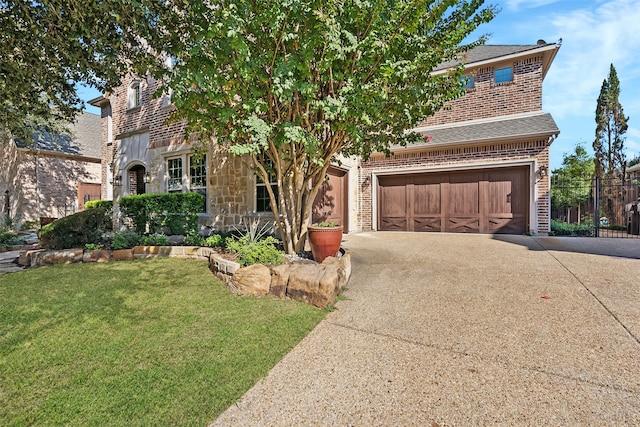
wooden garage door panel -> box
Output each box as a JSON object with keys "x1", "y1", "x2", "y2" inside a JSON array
[{"x1": 377, "y1": 167, "x2": 529, "y2": 234}]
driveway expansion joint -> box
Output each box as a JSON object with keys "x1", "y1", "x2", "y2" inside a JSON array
[
  {"x1": 533, "y1": 238, "x2": 640, "y2": 346},
  {"x1": 325, "y1": 320, "x2": 638, "y2": 395}
]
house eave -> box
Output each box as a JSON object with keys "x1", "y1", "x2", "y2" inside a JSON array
[
  {"x1": 385, "y1": 131, "x2": 559, "y2": 155},
  {"x1": 431, "y1": 43, "x2": 561, "y2": 80},
  {"x1": 17, "y1": 146, "x2": 101, "y2": 163}
]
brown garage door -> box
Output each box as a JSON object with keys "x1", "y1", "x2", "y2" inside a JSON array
[{"x1": 378, "y1": 167, "x2": 529, "y2": 234}]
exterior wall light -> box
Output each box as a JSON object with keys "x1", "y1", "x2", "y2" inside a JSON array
[
  {"x1": 143, "y1": 172, "x2": 151, "y2": 184},
  {"x1": 537, "y1": 165, "x2": 548, "y2": 178},
  {"x1": 113, "y1": 175, "x2": 123, "y2": 187}
]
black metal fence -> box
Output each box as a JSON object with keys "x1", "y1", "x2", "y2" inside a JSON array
[{"x1": 550, "y1": 175, "x2": 640, "y2": 238}]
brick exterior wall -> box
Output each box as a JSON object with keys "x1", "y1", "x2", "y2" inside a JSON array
[
  {"x1": 12, "y1": 151, "x2": 100, "y2": 222},
  {"x1": 421, "y1": 56, "x2": 544, "y2": 127},
  {"x1": 360, "y1": 139, "x2": 551, "y2": 234},
  {"x1": 97, "y1": 48, "x2": 555, "y2": 235}
]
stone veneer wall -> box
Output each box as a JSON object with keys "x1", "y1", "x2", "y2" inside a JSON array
[
  {"x1": 421, "y1": 56, "x2": 544, "y2": 127},
  {"x1": 359, "y1": 139, "x2": 551, "y2": 234}
]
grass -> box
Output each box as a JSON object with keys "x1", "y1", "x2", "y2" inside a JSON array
[{"x1": 0, "y1": 258, "x2": 327, "y2": 426}]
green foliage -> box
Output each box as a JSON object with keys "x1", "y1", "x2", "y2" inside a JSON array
[
  {"x1": 551, "y1": 143, "x2": 595, "y2": 211},
  {"x1": 158, "y1": 0, "x2": 496, "y2": 254},
  {"x1": 84, "y1": 243, "x2": 104, "y2": 251},
  {"x1": 0, "y1": 212, "x2": 22, "y2": 232},
  {"x1": 312, "y1": 221, "x2": 339, "y2": 227},
  {"x1": 226, "y1": 235, "x2": 284, "y2": 267},
  {"x1": 139, "y1": 233, "x2": 170, "y2": 246},
  {"x1": 85, "y1": 200, "x2": 113, "y2": 211},
  {"x1": 0, "y1": 231, "x2": 25, "y2": 247},
  {"x1": 38, "y1": 207, "x2": 112, "y2": 249},
  {"x1": 593, "y1": 64, "x2": 628, "y2": 178},
  {"x1": 550, "y1": 220, "x2": 595, "y2": 237},
  {"x1": 21, "y1": 220, "x2": 40, "y2": 231},
  {"x1": 183, "y1": 232, "x2": 206, "y2": 247},
  {"x1": 119, "y1": 192, "x2": 205, "y2": 235},
  {"x1": 0, "y1": 1, "x2": 179, "y2": 145},
  {"x1": 111, "y1": 230, "x2": 140, "y2": 250},
  {"x1": 204, "y1": 234, "x2": 225, "y2": 248}
]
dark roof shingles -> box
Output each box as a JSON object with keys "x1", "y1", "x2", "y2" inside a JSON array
[
  {"x1": 14, "y1": 112, "x2": 101, "y2": 159},
  {"x1": 434, "y1": 44, "x2": 551, "y2": 71},
  {"x1": 413, "y1": 113, "x2": 559, "y2": 147}
]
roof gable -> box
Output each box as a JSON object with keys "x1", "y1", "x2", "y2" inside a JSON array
[{"x1": 14, "y1": 112, "x2": 101, "y2": 159}]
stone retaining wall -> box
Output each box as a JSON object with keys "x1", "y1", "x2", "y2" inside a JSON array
[
  {"x1": 210, "y1": 250, "x2": 352, "y2": 309},
  {"x1": 18, "y1": 246, "x2": 352, "y2": 309}
]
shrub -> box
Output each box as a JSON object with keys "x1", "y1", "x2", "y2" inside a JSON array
[
  {"x1": 550, "y1": 220, "x2": 595, "y2": 237},
  {"x1": 0, "y1": 231, "x2": 25, "y2": 247},
  {"x1": 85, "y1": 200, "x2": 113, "y2": 212},
  {"x1": 226, "y1": 235, "x2": 284, "y2": 267},
  {"x1": 112, "y1": 230, "x2": 140, "y2": 250},
  {"x1": 184, "y1": 232, "x2": 206, "y2": 247},
  {"x1": 204, "y1": 234, "x2": 225, "y2": 248},
  {"x1": 139, "y1": 233, "x2": 170, "y2": 246},
  {"x1": 119, "y1": 193, "x2": 205, "y2": 235},
  {"x1": 39, "y1": 207, "x2": 113, "y2": 249},
  {"x1": 84, "y1": 243, "x2": 104, "y2": 250}
]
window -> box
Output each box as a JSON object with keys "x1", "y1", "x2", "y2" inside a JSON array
[
  {"x1": 256, "y1": 161, "x2": 278, "y2": 212},
  {"x1": 127, "y1": 81, "x2": 142, "y2": 109},
  {"x1": 167, "y1": 158, "x2": 183, "y2": 192},
  {"x1": 495, "y1": 67, "x2": 512, "y2": 84},
  {"x1": 460, "y1": 75, "x2": 474, "y2": 89},
  {"x1": 189, "y1": 155, "x2": 206, "y2": 194},
  {"x1": 166, "y1": 154, "x2": 207, "y2": 194}
]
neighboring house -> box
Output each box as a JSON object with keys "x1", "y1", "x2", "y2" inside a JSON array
[
  {"x1": 91, "y1": 40, "x2": 561, "y2": 235},
  {"x1": 628, "y1": 163, "x2": 640, "y2": 182},
  {"x1": 0, "y1": 112, "x2": 102, "y2": 225}
]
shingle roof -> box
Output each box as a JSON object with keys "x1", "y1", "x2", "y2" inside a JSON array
[
  {"x1": 434, "y1": 43, "x2": 554, "y2": 71},
  {"x1": 409, "y1": 113, "x2": 559, "y2": 147},
  {"x1": 14, "y1": 112, "x2": 101, "y2": 159}
]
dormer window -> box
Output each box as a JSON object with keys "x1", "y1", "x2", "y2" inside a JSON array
[
  {"x1": 127, "y1": 80, "x2": 142, "y2": 109},
  {"x1": 495, "y1": 67, "x2": 512, "y2": 84}
]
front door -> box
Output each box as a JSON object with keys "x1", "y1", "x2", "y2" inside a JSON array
[{"x1": 312, "y1": 166, "x2": 348, "y2": 227}]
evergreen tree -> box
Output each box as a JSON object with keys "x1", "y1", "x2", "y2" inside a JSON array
[{"x1": 593, "y1": 64, "x2": 629, "y2": 179}]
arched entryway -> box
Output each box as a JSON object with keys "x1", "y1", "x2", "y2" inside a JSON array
[{"x1": 127, "y1": 164, "x2": 147, "y2": 195}]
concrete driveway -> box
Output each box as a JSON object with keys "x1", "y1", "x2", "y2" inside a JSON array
[{"x1": 213, "y1": 233, "x2": 640, "y2": 425}]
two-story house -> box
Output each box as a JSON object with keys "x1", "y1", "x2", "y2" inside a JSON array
[{"x1": 91, "y1": 40, "x2": 561, "y2": 235}]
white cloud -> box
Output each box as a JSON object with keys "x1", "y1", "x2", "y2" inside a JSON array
[
  {"x1": 544, "y1": 0, "x2": 640, "y2": 120},
  {"x1": 502, "y1": 0, "x2": 562, "y2": 11}
]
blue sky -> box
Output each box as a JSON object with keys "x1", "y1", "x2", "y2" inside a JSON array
[
  {"x1": 466, "y1": 0, "x2": 640, "y2": 169},
  {"x1": 79, "y1": 0, "x2": 640, "y2": 170}
]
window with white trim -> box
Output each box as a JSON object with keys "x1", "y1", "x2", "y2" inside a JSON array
[
  {"x1": 166, "y1": 154, "x2": 207, "y2": 194},
  {"x1": 495, "y1": 67, "x2": 512, "y2": 84},
  {"x1": 127, "y1": 80, "x2": 142, "y2": 109},
  {"x1": 167, "y1": 157, "x2": 183, "y2": 192},
  {"x1": 256, "y1": 161, "x2": 278, "y2": 212},
  {"x1": 189, "y1": 155, "x2": 207, "y2": 195}
]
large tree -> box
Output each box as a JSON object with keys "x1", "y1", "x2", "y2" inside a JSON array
[
  {"x1": 551, "y1": 143, "x2": 595, "y2": 224},
  {"x1": 161, "y1": 0, "x2": 496, "y2": 254},
  {"x1": 593, "y1": 63, "x2": 629, "y2": 179},
  {"x1": 0, "y1": 0, "x2": 177, "y2": 143}
]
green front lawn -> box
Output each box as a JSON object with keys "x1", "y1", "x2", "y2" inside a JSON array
[{"x1": 0, "y1": 258, "x2": 326, "y2": 426}]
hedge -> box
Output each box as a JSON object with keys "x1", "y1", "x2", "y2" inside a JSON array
[
  {"x1": 39, "y1": 206, "x2": 113, "y2": 249},
  {"x1": 118, "y1": 192, "x2": 205, "y2": 235}
]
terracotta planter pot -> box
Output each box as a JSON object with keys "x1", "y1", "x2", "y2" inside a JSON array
[{"x1": 308, "y1": 225, "x2": 343, "y2": 262}]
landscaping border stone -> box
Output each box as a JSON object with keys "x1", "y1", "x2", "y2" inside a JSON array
[
  {"x1": 210, "y1": 249, "x2": 352, "y2": 309},
  {"x1": 18, "y1": 245, "x2": 352, "y2": 309}
]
